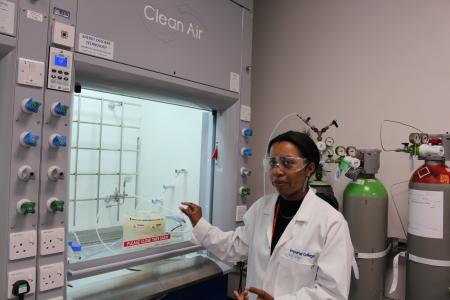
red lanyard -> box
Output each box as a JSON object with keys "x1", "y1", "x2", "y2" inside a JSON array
[{"x1": 272, "y1": 199, "x2": 281, "y2": 238}]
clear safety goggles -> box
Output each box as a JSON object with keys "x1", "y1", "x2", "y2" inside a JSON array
[{"x1": 263, "y1": 156, "x2": 308, "y2": 172}]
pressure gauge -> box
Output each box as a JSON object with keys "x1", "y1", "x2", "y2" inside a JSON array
[
  {"x1": 316, "y1": 141, "x2": 326, "y2": 151},
  {"x1": 325, "y1": 137, "x2": 334, "y2": 147},
  {"x1": 346, "y1": 146, "x2": 357, "y2": 157},
  {"x1": 421, "y1": 133, "x2": 429, "y2": 144},
  {"x1": 335, "y1": 146, "x2": 346, "y2": 157},
  {"x1": 409, "y1": 133, "x2": 421, "y2": 145}
]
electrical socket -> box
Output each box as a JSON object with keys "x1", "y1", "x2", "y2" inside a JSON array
[
  {"x1": 7, "y1": 267, "x2": 36, "y2": 299},
  {"x1": 48, "y1": 297, "x2": 63, "y2": 300},
  {"x1": 39, "y1": 262, "x2": 64, "y2": 292},
  {"x1": 235, "y1": 205, "x2": 247, "y2": 222},
  {"x1": 9, "y1": 230, "x2": 37, "y2": 260},
  {"x1": 40, "y1": 228, "x2": 65, "y2": 256}
]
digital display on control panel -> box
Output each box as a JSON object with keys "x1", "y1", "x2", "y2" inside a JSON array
[{"x1": 54, "y1": 55, "x2": 68, "y2": 68}]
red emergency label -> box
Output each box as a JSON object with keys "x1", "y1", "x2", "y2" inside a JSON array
[{"x1": 123, "y1": 233, "x2": 171, "y2": 248}]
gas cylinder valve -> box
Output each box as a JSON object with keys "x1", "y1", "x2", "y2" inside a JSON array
[
  {"x1": 17, "y1": 165, "x2": 36, "y2": 182},
  {"x1": 241, "y1": 147, "x2": 252, "y2": 157},
  {"x1": 19, "y1": 132, "x2": 40, "y2": 147},
  {"x1": 48, "y1": 166, "x2": 64, "y2": 181},
  {"x1": 49, "y1": 134, "x2": 67, "y2": 148},
  {"x1": 47, "y1": 197, "x2": 65, "y2": 212},
  {"x1": 51, "y1": 102, "x2": 69, "y2": 117},
  {"x1": 241, "y1": 128, "x2": 253, "y2": 137},
  {"x1": 240, "y1": 167, "x2": 252, "y2": 177},
  {"x1": 21, "y1": 97, "x2": 42, "y2": 114},
  {"x1": 17, "y1": 199, "x2": 36, "y2": 215},
  {"x1": 239, "y1": 186, "x2": 251, "y2": 197}
]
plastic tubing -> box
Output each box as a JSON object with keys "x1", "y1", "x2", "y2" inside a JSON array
[{"x1": 264, "y1": 112, "x2": 304, "y2": 195}]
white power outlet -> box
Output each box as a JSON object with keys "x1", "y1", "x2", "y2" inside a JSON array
[
  {"x1": 48, "y1": 297, "x2": 63, "y2": 300},
  {"x1": 9, "y1": 230, "x2": 37, "y2": 260},
  {"x1": 39, "y1": 262, "x2": 64, "y2": 292},
  {"x1": 235, "y1": 205, "x2": 247, "y2": 222},
  {"x1": 7, "y1": 267, "x2": 36, "y2": 299},
  {"x1": 40, "y1": 228, "x2": 65, "y2": 256}
]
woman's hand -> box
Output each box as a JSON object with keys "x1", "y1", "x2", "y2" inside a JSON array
[
  {"x1": 179, "y1": 202, "x2": 202, "y2": 226},
  {"x1": 246, "y1": 287, "x2": 274, "y2": 300},
  {"x1": 234, "y1": 289, "x2": 249, "y2": 300}
]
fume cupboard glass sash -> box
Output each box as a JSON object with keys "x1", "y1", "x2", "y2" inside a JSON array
[{"x1": 67, "y1": 89, "x2": 214, "y2": 273}]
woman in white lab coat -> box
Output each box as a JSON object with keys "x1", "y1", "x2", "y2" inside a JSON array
[{"x1": 180, "y1": 131, "x2": 354, "y2": 300}]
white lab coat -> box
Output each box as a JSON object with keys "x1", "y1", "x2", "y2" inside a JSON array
[{"x1": 192, "y1": 188, "x2": 354, "y2": 300}]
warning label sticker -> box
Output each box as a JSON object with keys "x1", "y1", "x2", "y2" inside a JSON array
[
  {"x1": 123, "y1": 233, "x2": 171, "y2": 249},
  {"x1": 79, "y1": 33, "x2": 114, "y2": 60},
  {"x1": 408, "y1": 189, "x2": 443, "y2": 239}
]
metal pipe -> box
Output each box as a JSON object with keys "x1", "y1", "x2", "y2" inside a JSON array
[
  {"x1": 70, "y1": 172, "x2": 137, "y2": 176},
  {"x1": 73, "y1": 95, "x2": 82, "y2": 227},
  {"x1": 72, "y1": 146, "x2": 137, "y2": 152},
  {"x1": 72, "y1": 120, "x2": 139, "y2": 129},
  {"x1": 117, "y1": 101, "x2": 125, "y2": 221},
  {"x1": 69, "y1": 196, "x2": 137, "y2": 203},
  {"x1": 78, "y1": 94, "x2": 140, "y2": 107},
  {"x1": 135, "y1": 137, "x2": 140, "y2": 208},
  {"x1": 96, "y1": 97, "x2": 105, "y2": 220}
]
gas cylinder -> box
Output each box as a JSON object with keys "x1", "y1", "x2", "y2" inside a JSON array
[
  {"x1": 343, "y1": 149, "x2": 389, "y2": 300},
  {"x1": 407, "y1": 161, "x2": 450, "y2": 300}
]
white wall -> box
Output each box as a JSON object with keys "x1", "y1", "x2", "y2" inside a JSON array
[
  {"x1": 69, "y1": 89, "x2": 208, "y2": 232},
  {"x1": 249, "y1": 0, "x2": 450, "y2": 238}
]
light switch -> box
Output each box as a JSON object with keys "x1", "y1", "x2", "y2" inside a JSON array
[{"x1": 17, "y1": 58, "x2": 45, "y2": 87}]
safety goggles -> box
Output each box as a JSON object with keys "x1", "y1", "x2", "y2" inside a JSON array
[{"x1": 262, "y1": 156, "x2": 308, "y2": 172}]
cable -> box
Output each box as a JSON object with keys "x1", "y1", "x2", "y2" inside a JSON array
[
  {"x1": 389, "y1": 180, "x2": 409, "y2": 238},
  {"x1": 12, "y1": 280, "x2": 30, "y2": 300},
  {"x1": 134, "y1": 195, "x2": 191, "y2": 234},
  {"x1": 170, "y1": 224, "x2": 183, "y2": 232},
  {"x1": 383, "y1": 119, "x2": 423, "y2": 133},
  {"x1": 237, "y1": 261, "x2": 247, "y2": 293},
  {"x1": 83, "y1": 238, "x2": 124, "y2": 260},
  {"x1": 380, "y1": 120, "x2": 424, "y2": 152},
  {"x1": 379, "y1": 119, "x2": 424, "y2": 238},
  {"x1": 95, "y1": 207, "x2": 118, "y2": 255},
  {"x1": 264, "y1": 112, "x2": 305, "y2": 195},
  {"x1": 135, "y1": 195, "x2": 175, "y2": 214}
]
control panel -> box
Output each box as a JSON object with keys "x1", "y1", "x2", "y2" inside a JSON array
[{"x1": 47, "y1": 47, "x2": 73, "y2": 92}]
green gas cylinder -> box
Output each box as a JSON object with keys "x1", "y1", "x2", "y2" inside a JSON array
[{"x1": 343, "y1": 150, "x2": 389, "y2": 300}]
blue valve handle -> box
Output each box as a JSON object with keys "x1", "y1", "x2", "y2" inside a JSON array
[
  {"x1": 53, "y1": 102, "x2": 69, "y2": 116},
  {"x1": 51, "y1": 135, "x2": 67, "y2": 147},
  {"x1": 242, "y1": 148, "x2": 253, "y2": 157},
  {"x1": 242, "y1": 128, "x2": 253, "y2": 137},
  {"x1": 24, "y1": 98, "x2": 42, "y2": 113},
  {"x1": 22, "y1": 132, "x2": 40, "y2": 147}
]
